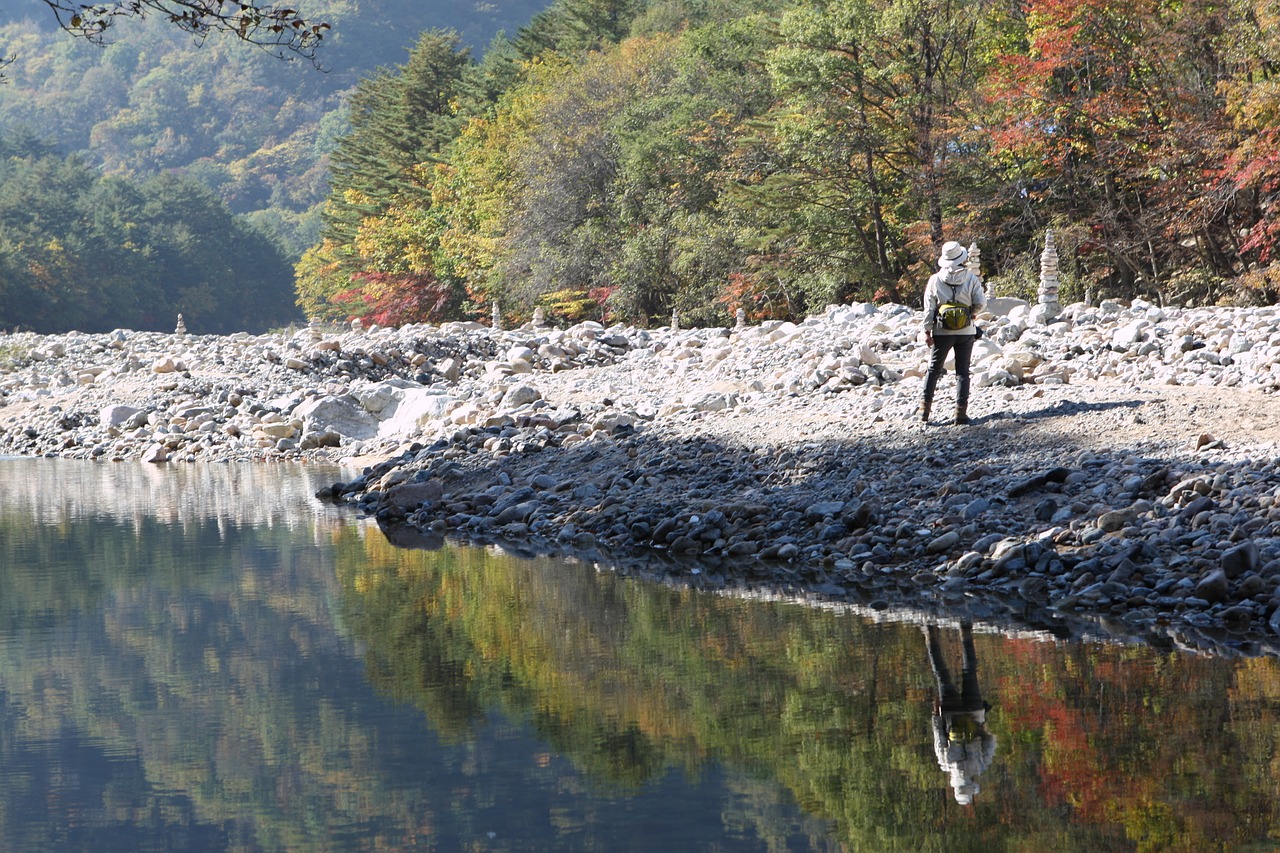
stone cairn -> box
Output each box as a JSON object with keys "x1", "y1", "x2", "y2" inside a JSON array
[
  {"x1": 735, "y1": 306, "x2": 747, "y2": 329},
  {"x1": 966, "y1": 243, "x2": 986, "y2": 298},
  {"x1": 491, "y1": 302, "x2": 502, "y2": 331},
  {"x1": 174, "y1": 314, "x2": 187, "y2": 336},
  {"x1": 1037, "y1": 229, "x2": 1062, "y2": 321},
  {"x1": 671, "y1": 310, "x2": 680, "y2": 332},
  {"x1": 531, "y1": 306, "x2": 546, "y2": 328}
]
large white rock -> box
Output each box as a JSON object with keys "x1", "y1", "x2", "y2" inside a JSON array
[
  {"x1": 376, "y1": 387, "x2": 456, "y2": 437},
  {"x1": 293, "y1": 396, "x2": 379, "y2": 441},
  {"x1": 984, "y1": 297, "x2": 1030, "y2": 317},
  {"x1": 100, "y1": 404, "x2": 142, "y2": 428},
  {"x1": 683, "y1": 390, "x2": 737, "y2": 412},
  {"x1": 1028, "y1": 303, "x2": 1060, "y2": 325},
  {"x1": 1112, "y1": 320, "x2": 1150, "y2": 349},
  {"x1": 503, "y1": 385, "x2": 542, "y2": 408}
]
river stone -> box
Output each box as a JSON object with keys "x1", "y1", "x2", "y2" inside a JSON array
[
  {"x1": 438, "y1": 357, "x2": 462, "y2": 381},
  {"x1": 805, "y1": 501, "x2": 844, "y2": 523},
  {"x1": 1195, "y1": 569, "x2": 1230, "y2": 604},
  {"x1": 352, "y1": 382, "x2": 399, "y2": 414},
  {"x1": 1222, "y1": 541, "x2": 1260, "y2": 579},
  {"x1": 1008, "y1": 467, "x2": 1071, "y2": 498},
  {"x1": 1239, "y1": 574, "x2": 1266, "y2": 598},
  {"x1": 505, "y1": 385, "x2": 542, "y2": 407},
  {"x1": 293, "y1": 395, "x2": 379, "y2": 441},
  {"x1": 258, "y1": 422, "x2": 296, "y2": 439},
  {"x1": 683, "y1": 391, "x2": 737, "y2": 412},
  {"x1": 494, "y1": 500, "x2": 539, "y2": 525},
  {"x1": 100, "y1": 404, "x2": 142, "y2": 428},
  {"x1": 1178, "y1": 495, "x2": 1215, "y2": 521},
  {"x1": 141, "y1": 443, "x2": 168, "y2": 463},
  {"x1": 383, "y1": 479, "x2": 444, "y2": 512},
  {"x1": 1098, "y1": 507, "x2": 1136, "y2": 533},
  {"x1": 927, "y1": 530, "x2": 961, "y2": 554}
]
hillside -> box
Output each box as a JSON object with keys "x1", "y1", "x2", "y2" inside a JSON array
[{"x1": 0, "y1": 1, "x2": 547, "y2": 255}]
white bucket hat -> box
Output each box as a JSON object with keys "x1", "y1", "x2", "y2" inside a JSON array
[{"x1": 938, "y1": 241, "x2": 968, "y2": 267}]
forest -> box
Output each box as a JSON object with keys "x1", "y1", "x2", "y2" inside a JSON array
[
  {"x1": 2, "y1": 0, "x2": 1279, "y2": 332},
  {"x1": 299, "y1": 0, "x2": 1280, "y2": 329},
  {"x1": 0, "y1": 0, "x2": 545, "y2": 333}
]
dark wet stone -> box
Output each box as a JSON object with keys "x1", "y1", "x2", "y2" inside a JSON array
[
  {"x1": 1008, "y1": 466, "x2": 1071, "y2": 498},
  {"x1": 1106, "y1": 558, "x2": 1138, "y2": 585},
  {"x1": 1178, "y1": 494, "x2": 1215, "y2": 521},
  {"x1": 1195, "y1": 569, "x2": 1230, "y2": 604},
  {"x1": 804, "y1": 501, "x2": 844, "y2": 522},
  {"x1": 1239, "y1": 574, "x2": 1267, "y2": 598},
  {"x1": 652, "y1": 518, "x2": 678, "y2": 544},
  {"x1": 1222, "y1": 541, "x2": 1260, "y2": 579},
  {"x1": 1019, "y1": 576, "x2": 1050, "y2": 601},
  {"x1": 1098, "y1": 507, "x2": 1136, "y2": 532},
  {"x1": 1220, "y1": 605, "x2": 1255, "y2": 626}
]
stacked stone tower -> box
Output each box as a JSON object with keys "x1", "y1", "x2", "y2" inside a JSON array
[
  {"x1": 1037, "y1": 229, "x2": 1061, "y2": 321},
  {"x1": 965, "y1": 242, "x2": 985, "y2": 298}
]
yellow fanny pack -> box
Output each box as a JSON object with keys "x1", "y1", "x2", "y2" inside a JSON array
[{"x1": 938, "y1": 302, "x2": 971, "y2": 331}]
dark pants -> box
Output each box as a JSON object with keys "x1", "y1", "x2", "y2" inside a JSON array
[
  {"x1": 923, "y1": 333, "x2": 975, "y2": 407},
  {"x1": 926, "y1": 623, "x2": 985, "y2": 714}
]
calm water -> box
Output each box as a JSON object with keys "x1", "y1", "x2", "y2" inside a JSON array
[{"x1": 1, "y1": 459, "x2": 1278, "y2": 852}]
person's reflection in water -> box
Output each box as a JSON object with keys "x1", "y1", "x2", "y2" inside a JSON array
[{"x1": 925, "y1": 621, "x2": 996, "y2": 806}]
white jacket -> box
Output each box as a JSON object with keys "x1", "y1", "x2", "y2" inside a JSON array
[{"x1": 923, "y1": 264, "x2": 986, "y2": 335}]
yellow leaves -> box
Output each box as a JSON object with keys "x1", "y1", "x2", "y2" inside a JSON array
[
  {"x1": 1221, "y1": 78, "x2": 1280, "y2": 130},
  {"x1": 341, "y1": 188, "x2": 375, "y2": 208},
  {"x1": 1230, "y1": 656, "x2": 1280, "y2": 703}
]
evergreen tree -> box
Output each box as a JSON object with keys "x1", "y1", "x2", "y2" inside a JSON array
[{"x1": 320, "y1": 29, "x2": 475, "y2": 271}]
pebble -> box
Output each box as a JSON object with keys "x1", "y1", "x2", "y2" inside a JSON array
[{"x1": 9, "y1": 299, "x2": 1280, "y2": 654}]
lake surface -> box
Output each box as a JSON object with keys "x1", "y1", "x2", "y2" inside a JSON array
[{"x1": 1, "y1": 459, "x2": 1278, "y2": 851}]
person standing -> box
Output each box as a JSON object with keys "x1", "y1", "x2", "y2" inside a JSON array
[{"x1": 921, "y1": 241, "x2": 986, "y2": 425}]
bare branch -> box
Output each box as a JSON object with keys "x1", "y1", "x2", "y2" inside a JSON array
[{"x1": 38, "y1": 0, "x2": 330, "y2": 64}]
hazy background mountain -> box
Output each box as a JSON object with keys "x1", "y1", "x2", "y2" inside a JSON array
[{"x1": 0, "y1": 1, "x2": 547, "y2": 258}]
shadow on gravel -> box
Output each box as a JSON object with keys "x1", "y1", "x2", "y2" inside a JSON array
[
  {"x1": 345, "y1": 381, "x2": 1274, "y2": 653},
  {"x1": 1013, "y1": 398, "x2": 1143, "y2": 420},
  {"x1": 359, "y1": 389, "x2": 1273, "y2": 657}
]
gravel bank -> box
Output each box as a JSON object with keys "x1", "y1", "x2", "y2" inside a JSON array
[{"x1": 8, "y1": 299, "x2": 1280, "y2": 655}]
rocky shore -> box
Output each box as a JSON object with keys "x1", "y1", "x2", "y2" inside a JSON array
[{"x1": 7, "y1": 297, "x2": 1280, "y2": 655}]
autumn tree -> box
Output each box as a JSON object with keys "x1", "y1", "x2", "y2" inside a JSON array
[
  {"x1": 981, "y1": 0, "x2": 1239, "y2": 302},
  {"x1": 755, "y1": 0, "x2": 991, "y2": 309},
  {"x1": 1218, "y1": 0, "x2": 1280, "y2": 301},
  {"x1": 436, "y1": 14, "x2": 780, "y2": 327},
  {"x1": 296, "y1": 29, "x2": 477, "y2": 322}
]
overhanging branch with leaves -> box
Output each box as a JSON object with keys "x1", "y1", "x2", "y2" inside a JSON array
[{"x1": 39, "y1": 0, "x2": 329, "y2": 62}]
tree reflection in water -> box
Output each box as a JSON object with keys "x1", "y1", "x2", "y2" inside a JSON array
[{"x1": 1, "y1": 459, "x2": 1280, "y2": 850}]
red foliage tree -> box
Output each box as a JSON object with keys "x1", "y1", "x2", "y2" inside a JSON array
[
  {"x1": 332, "y1": 271, "x2": 455, "y2": 327},
  {"x1": 982, "y1": 0, "x2": 1239, "y2": 297}
]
